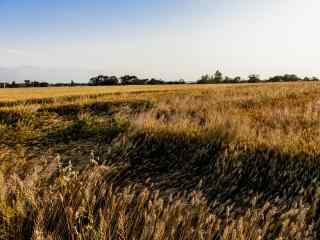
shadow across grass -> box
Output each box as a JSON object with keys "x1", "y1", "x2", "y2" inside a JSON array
[
  {"x1": 38, "y1": 100, "x2": 154, "y2": 118},
  {"x1": 35, "y1": 117, "x2": 320, "y2": 207},
  {"x1": 94, "y1": 128, "x2": 320, "y2": 209},
  {"x1": 43, "y1": 118, "x2": 130, "y2": 145},
  {"x1": 0, "y1": 109, "x2": 35, "y2": 126}
]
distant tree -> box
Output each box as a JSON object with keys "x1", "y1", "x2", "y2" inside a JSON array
[
  {"x1": 134, "y1": 79, "x2": 149, "y2": 85},
  {"x1": 269, "y1": 74, "x2": 300, "y2": 82},
  {"x1": 248, "y1": 74, "x2": 260, "y2": 83},
  {"x1": 39, "y1": 82, "x2": 49, "y2": 87},
  {"x1": 199, "y1": 75, "x2": 209, "y2": 82},
  {"x1": 214, "y1": 70, "x2": 223, "y2": 83},
  {"x1": 100, "y1": 76, "x2": 118, "y2": 85},
  {"x1": 178, "y1": 79, "x2": 185, "y2": 84},
  {"x1": 284, "y1": 74, "x2": 300, "y2": 82},
  {"x1": 148, "y1": 78, "x2": 164, "y2": 85},
  {"x1": 24, "y1": 80, "x2": 31, "y2": 87},
  {"x1": 166, "y1": 79, "x2": 186, "y2": 84},
  {"x1": 89, "y1": 76, "x2": 99, "y2": 85},
  {"x1": 97, "y1": 75, "x2": 105, "y2": 84},
  {"x1": 71, "y1": 80, "x2": 75, "y2": 87},
  {"x1": 106, "y1": 76, "x2": 119, "y2": 85},
  {"x1": 32, "y1": 81, "x2": 40, "y2": 87},
  {"x1": 197, "y1": 74, "x2": 212, "y2": 84},
  {"x1": 234, "y1": 76, "x2": 241, "y2": 83},
  {"x1": 120, "y1": 75, "x2": 139, "y2": 85},
  {"x1": 268, "y1": 75, "x2": 283, "y2": 82},
  {"x1": 89, "y1": 75, "x2": 119, "y2": 85}
]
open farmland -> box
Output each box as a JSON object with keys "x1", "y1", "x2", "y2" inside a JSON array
[
  {"x1": 0, "y1": 85, "x2": 204, "y2": 102},
  {"x1": 1, "y1": 82, "x2": 320, "y2": 239}
]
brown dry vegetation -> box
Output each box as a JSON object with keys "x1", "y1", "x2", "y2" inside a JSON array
[{"x1": 1, "y1": 82, "x2": 320, "y2": 239}]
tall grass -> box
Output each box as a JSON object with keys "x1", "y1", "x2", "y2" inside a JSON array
[
  {"x1": 1, "y1": 82, "x2": 320, "y2": 239},
  {"x1": 0, "y1": 162, "x2": 317, "y2": 240}
]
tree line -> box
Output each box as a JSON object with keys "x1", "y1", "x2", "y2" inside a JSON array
[
  {"x1": 0, "y1": 80, "x2": 49, "y2": 88},
  {"x1": 88, "y1": 75, "x2": 185, "y2": 86},
  {"x1": 0, "y1": 79, "x2": 89, "y2": 88},
  {"x1": 197, "y1": 71, "x2": 319, "y2": 84},
  {"x1": 0, "y1": 71, "x2": 319, "y2": 88}
]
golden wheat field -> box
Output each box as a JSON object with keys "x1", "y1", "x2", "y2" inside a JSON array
[
  {"x1": 1, "y1": 82, "x2": 320, "y2": 239},
  {"x1": 0, "y1": 85, "x2": 218, "y2": 102}
]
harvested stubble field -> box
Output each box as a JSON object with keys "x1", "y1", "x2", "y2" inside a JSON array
[{"x1": 1, "y1": 82, "x2": 320, "y2": 239}]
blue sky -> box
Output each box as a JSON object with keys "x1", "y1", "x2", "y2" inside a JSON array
[{"x1": 1, "y1": 0, "x2": 320, "y2": 82}]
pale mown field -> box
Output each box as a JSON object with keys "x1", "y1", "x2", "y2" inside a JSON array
[
  {"x1": 1, "y1": 82, "x2": 320, "y2": 239},
  {"x1": 0, "y1": 85, "x2": 212, "y2": 102}
]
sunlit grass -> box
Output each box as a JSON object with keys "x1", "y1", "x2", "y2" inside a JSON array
[{"x1": 1, "y1": 82, "x2": 320, "y2": 239}]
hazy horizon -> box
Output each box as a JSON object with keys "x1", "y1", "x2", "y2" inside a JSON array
[{"x1": 1, "y1": 0, "x2": 320, "y2": 82}]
